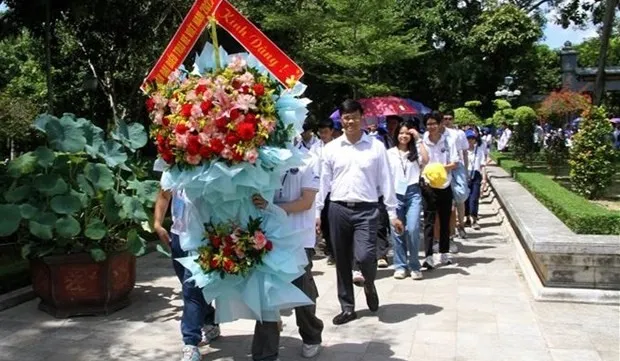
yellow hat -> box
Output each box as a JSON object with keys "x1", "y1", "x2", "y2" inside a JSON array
[{"x1": 422, "y1": 163, "x2": 448, "y2": 188}]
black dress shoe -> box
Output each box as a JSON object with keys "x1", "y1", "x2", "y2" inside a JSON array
[
  {"x1": 364, "y1": 284, "x2": 379, "y2": 312},
  {"x1": 332, "y1": 311, "x2": 357, "y2": 325}
]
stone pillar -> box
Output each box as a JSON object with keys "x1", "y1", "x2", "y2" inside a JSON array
[{"x1": 560, "y1": 41, "x2": 579, "y2": 91}]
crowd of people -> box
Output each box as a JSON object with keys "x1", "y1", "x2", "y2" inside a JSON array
[{"x1": 153, "y1": 99, "x2": 493, "y2": 361}]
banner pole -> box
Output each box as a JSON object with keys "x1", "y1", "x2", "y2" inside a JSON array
[{"x1": 210, "y1": 17, "x2": 221, "y2": 70}]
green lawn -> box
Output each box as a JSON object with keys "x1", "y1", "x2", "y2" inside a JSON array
[{"x1": 491, "y1": 151, "x2": 620, "y2": 235}]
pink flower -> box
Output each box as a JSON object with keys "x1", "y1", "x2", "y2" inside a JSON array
[
  {"x1": 237, "y1": 72, "x2": 255, "y2": 85},
  {"x1": 261, "y1": 117, "x2": 276, "y2": 133},
  {"x1": 153, "y1": 94, "x2": 167, "y2": 109},
  {"x1": 186, "y1": 90, "x2": 198, "y2": 102},
  {"x1": 167, "y1": 69, "x2": 182, "y2": 84},
  {"x1": 235, "y1": 94, "x2": 257, "y2": 112},
  {"x1": 175, "y1": 133, "x2": 188, "y2": 149},
  {"x1": 168, "y1": 99, "x2": 180, "y2": 114},
  {"x1": 185, "y1": 153, "x2": 202, "y2": 165},
  {"x1": 253, "y1": 231, "x2": 267, "y2": 250},
  {"x1": 228, "y1": 56, "x2": 247, "y2": 73},
  {"x1": 245, "y1": 149, "x2": 259, "y2": 164},
  {"x1": 153, "y1": 110, "x2": 164, "y2": 125},
  {"x1": 191, "y1": 104, "x2": 203, "y2": 119},
  {"x1": 235, "y1": 247, "x2": 245, "y2": 259},
  {"x1": 214, "y1": 88, "x2": 234, "y2": 113},
  {"x1": 199, "y1": 132, "x2": 210, "y2": 145},
  {"x1": 221, "y1": 147, "x2": 233, "y2": 159}
]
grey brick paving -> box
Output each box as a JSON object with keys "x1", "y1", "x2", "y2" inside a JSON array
[{"x1": 0, "y1": 195, "x2": 618, "y2": 361}]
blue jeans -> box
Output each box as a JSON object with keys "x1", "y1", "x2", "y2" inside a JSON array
[
  {"x1": 170, "y1": 233, "x2": 217, "y2": 346},
  {"x1": 392, "y1": 184, "x2": 422, "y2": 272},
  {"x1": 465, "y1": 171, "x2": 482, "y2": 218}
]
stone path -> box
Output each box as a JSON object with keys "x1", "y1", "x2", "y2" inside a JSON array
[{"x1": 0, "y1": 194, "x2": 618, "y2": 361}]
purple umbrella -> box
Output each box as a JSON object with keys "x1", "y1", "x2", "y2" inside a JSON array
[{"x1": 610, "y1": 118, "x2": 620, "y2": 124}]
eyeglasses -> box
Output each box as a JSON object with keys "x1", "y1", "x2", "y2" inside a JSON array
[{"x1": 443, "y1": 116, "x2": 453, "y2": 121}]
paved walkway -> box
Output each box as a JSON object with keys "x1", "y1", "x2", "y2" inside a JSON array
[{"x1": 0, "y1": 195, "x2": 618, "y2": 361}]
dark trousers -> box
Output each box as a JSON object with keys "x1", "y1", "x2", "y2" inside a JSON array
[
  {"x1": 328, "y1": 201, "x2": 379, "y2": 312},
  {"x1": 170, "y1": 234, "x2": 217, "y2": 346},
  {"x1": 376, "y1": 197, "x2": 391, "y2": 259},
  {"x1": 320, "y1": 193, "x2": 333, "y2": 257},
  {"x1": 252, "y1": 248, "x2": 324, "y2": 361},
  {"x1": 421, "y1": 184, "x2": 453, "y2": 256},
  {"x1": 465, "y1": 171, "x2": 482, "y2": 218}
]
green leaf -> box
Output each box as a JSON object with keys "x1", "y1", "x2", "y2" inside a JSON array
[
  {"x1": 156, "y1": 244, "x2": 171, "y2": 258},
  {"x1": 103, "y1": 191, "x2": 122, "y2": 223},
  {"x1": 89, "y1": 248, "x2": 107, "y2": 262},
  {"x1": 45, "y1": 114, "x2": 87, "y2": 152},
  {"x1": 127, "y1": 179, "x2": 160, "y2": 205},
  {"x1": 76, "y1": 174, "x2": 95, "y2": 197},
  {"x1": 121, "y1": 196, "x2": 148, "y2": 221},
  {"x1": 85, "y1": 218, "x2": 107, "y2": 240},
  {"x1": 33, "y1": 174, "x2": 68, "y2": 196},
  {"x1": 34, "y1": 146, "x2": 55, "y2": 168},
  {"x1": 112, "y1": 119, "x2": 147, "y2": 151},
  {"x1": 28, "y1": 212, "x2": 56, "y2": 240},
  {"x1": 33, "y1": 113, "x2": 54, "y2": 133},
  {"x1": 4, "y1": 184, "x2": 32, "y2": 203},
  {"x1": 97, "y1": 140, "x2": 128, "y2": 168},
  {"x1": 7, "y1": 152, "x2": 37, "y2": 178},
  {"x1": 0, "y1": 204, "x2": 22, "y2": 236},
  {"x1": 50, "y1": 194, "x2": 83, "y2": 215},
  {"x1": 19, "y1": 203, "x2": 39, "y2": 219},
  {"x1": 21, "y1": 244, "x2": 32, "y2": 259},
  {"x1": 55, "y1": 216, "x2": 81, "y2": 238},
  {"x1": 126, "y1": 229, "x2": 146, "y2": 256},
  {"x1": 83, "y1": 163, "x2": 114, "y2": 191},
  {"x1": 79, "y1": 120, "x2": 105, "y2": 157},
  {"x1": 70, "y1": 189, "x2": 89, "y2": 208}
]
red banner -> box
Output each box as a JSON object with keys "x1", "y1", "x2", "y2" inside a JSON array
[
  {"x1": 214, "y1": 0, "x2": 304, "y2": 87},
  {"x1": 142, "y1": 0, "x2": 221, "y2": 90}
]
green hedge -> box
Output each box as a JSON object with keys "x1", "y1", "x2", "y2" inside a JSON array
[{"x1": 491, "y1": 152, "x2": 620, "y2": 235}]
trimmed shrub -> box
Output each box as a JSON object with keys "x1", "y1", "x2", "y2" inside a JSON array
[
  {"x1": 512, "y1": 106, "x2": 537, "y2": 163},
  {"x1": 490, "y1": 152, "x2": 620, "y2": 235},
  {"x1": 569, "y1": 106, "x2": 616, "y2": 199}
]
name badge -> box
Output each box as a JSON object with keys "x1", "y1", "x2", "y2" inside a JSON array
[{"x1": 396, "y1": 179, "x2": 408, "y2": 196}]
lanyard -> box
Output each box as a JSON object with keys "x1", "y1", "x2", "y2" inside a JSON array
[
  {"x1": 398, "y1": 152, "x2": 408, "y2": 177},
  {"x1": 278, "y1": 170, "x2": 290, "y2": 199}
]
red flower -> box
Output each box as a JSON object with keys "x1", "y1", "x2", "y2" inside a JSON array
[
  {"x1": 237, "y1": 122, "x2": 256, "y2": 141},
  {"x1": 209, "y1": 138, "x2": 225, "y2": 154},
  {"x1": 210, "y1": 257, "x2": 219, "y2": 269},
  {"x1": 253, "y1": 84, "x2": 265, "y2": 97},
  {"x1": 225, "y1": 133, "x2": 240, "y2": 146},
  {"x1": 199, "y1": 146, "x2": 212, "y2": 159},
  {"x1": 146, "y1": 97, "x2": 156, "y2": 112},
  {"x1": 222, "y1": 244, "x2": 233, "y2": 257},
  {"x1": 162, "y1": 151, "x2": 175, "y2": 164},
  {"x1": 265, "y1": 240, "x2": 273, "y2": 251},
  {"x1": 232, "y1": 150, "x2": 244, "y2": 162},
  {"x1": 180, "y1": 103, "x2": 193, "y2": 118},
  {"x1": 245, "y1": 113, "x2": 257, "y2": 124},
  {"x1": 215, "y1": 117, "x2": 228, "y2": 130},
  {"x1": 201, "y1": 100, "x2": 213, "y2": 114},
  {"x1": 210, "y1": 235, "x2": 222, "y2": 248},
  {"x1": 241, "y1": 85, "x2": 250, "y2": 94},
  {"x1": 223, "y1": 258, "x2": 235, "y2": 272},
  {"x1": 175, "y1": 123, "x2": 188, "y2": 135},
  {"x1": 195, "y1": 84, "x2": 208, "y2": 95},
  {"x1": 156, "y1": 134, "x2": 165, "y2": 145},
  {"x1": 187, "y1": 135, "x2": 201, "y2": 156},
  {"x1": 229, "y1": 109, "x2": 241, "y2": 122},
  {"x1": 162, "y1": 116, "x2": 170, "y2": 126},
  {"x1": 232, "y1": 79, "x2": 242, "y2": 89}
]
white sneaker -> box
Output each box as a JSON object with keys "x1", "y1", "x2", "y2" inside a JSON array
[
  {"x1": 432, "y1": 242, "x2": 439, "y2": 253},
  {"x1": 449, "y1": 240, "x2": 459, "y2": 254},
  {"x1": 199, "y1": 324, "x2": 220, "y2": 345},
  {"x1": 352, "y1": 270, "x2": 365, "y2": 286},
  {"x1": 302, "y1": 343, "x2": 321, "y2": 358},
  {"x1": 393, "y1": 269, "x2": 407, "y2": 279},
  {"x1": 422, "y1": 256, "x2": 435, "y2": 269},
  {"x1": 181, "y1": 345, "x2": 201, "y2": 361},
  {"x1": 411, "y1": 271, "x2": 423, "y2": 280},
  {"x1": 440, "y1": 253, "x2": 453, "y2": 265}
]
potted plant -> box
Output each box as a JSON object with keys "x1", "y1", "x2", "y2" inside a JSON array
[{"x1": 0, "y1": 113, "x2": 159, "y2": 318}]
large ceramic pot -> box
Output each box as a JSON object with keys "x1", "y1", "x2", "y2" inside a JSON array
[{"x1": 30, "y1": 252, "x2": 136, "y2": 318}]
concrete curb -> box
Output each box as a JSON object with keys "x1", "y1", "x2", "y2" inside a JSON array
[{"x1": 0, "y1": 286, "x2": 35, "y2": 312}]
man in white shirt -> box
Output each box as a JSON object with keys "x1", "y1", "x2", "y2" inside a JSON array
[
  {"x1": 295, "y1": 120, "x2": 318, "y2": 153},
  {"x1": 316, "y1": 100, "x2": 403, "y2": 326},
  {"x1": 152, "y1": 160, "x2": 220, "y2": 361},
  {"x1": 251, "y1": 155, "x2": 324, "y2": 360},
  {"x1": 498, "y1": 122, "x2": 512, "y2": 152},
  {"x1": 310, "y1": 119, "x2": 336, "y2": 265}
]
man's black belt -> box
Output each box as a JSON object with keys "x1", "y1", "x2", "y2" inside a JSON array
[{"x1": 333, "y1": 201, "x2": 379, "y2": 209}]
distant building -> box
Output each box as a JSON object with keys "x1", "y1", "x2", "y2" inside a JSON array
[{"x1": 560, "y1": 41, "x2": 620, "y2": 93}]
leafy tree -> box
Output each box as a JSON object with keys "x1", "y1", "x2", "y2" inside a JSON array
[
  {"x1": 512, "y1": 106, "x2": 537, "y2": 162},
  {"x1": 454, "y1": 100, "x2": 482, "y2": 125},
  {"x1": 491, "y1": 99, "x2": 516, "y2": 127},
  {"x1": 576, "y1": 34, "x2": 620, "y2": 67},
  {"x1": 538, "y1": 90, "x2": 591, "y2": 127},
  {"x1": 569, "y1": 106, "x2": 616, "y2": 199}
]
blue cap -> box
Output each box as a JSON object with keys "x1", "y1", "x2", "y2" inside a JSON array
[
  {"x1": 333, "y1": 120, "x2": 342, "y2": 131},
  {"x1": 465, "y1": 129, "x2": 477, "y2": 139}
]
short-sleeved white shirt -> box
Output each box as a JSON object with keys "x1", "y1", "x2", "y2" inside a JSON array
[
  {"x1": 467, "y1": 145, "x2": 486, "y2": 174},
  {"x1": 274, "y1": 156, "x2": 320, "y2": 248},
  {"x1": 387, "y1": 146, "x2": 421, "y2": 187},
  {"x1": 422, "y1": 133, "x2": 460, "y2": 189},
  {"x1": 444, "y1": 127, "x2": 468, "y2": 163},
  {"x1": 154, "y1": 159, "x2": 187, "y2": 236}
]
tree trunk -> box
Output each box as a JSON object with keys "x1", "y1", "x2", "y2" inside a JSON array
[{"x1": 593, "y1": 0, "x2": 619, "y2": 105}]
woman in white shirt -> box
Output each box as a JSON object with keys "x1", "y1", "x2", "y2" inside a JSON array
[
  {"x1": 464, "y1": 129, "x2": 486, "y2": 230},
  {"x1": 387, "y1": 120, "x2": 427, "y2": 280}
]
